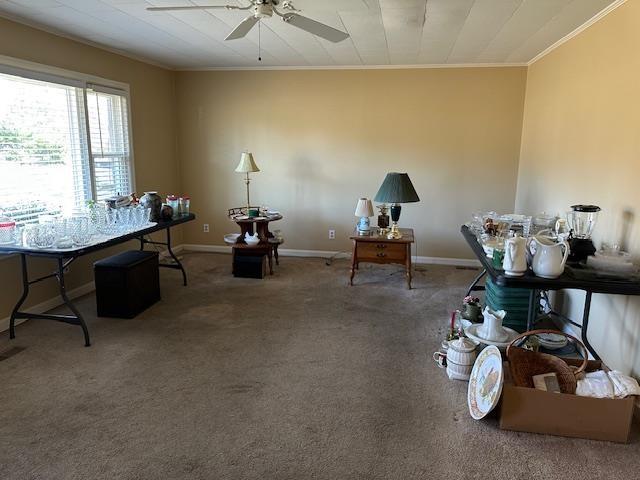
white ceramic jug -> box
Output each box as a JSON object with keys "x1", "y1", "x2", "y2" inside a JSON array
[
  {"x1": 502, "y1": 234, "x2": 527, "y2": 276},
  {"x1": 529, "y1": 232, "x2": 569, "y2": 279},
  {"x1": 478, "y1": 307, "x2": 508, "y2": 343}
]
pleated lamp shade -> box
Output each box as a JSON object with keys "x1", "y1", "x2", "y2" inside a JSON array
[
  {"x1": 373, "y1": 173, "x2": 419, "y2": 204},
  {"x1": 235, "y1": 152, "x2": 260, "y2": 173},
  {"x1": 354, "y1": 198, "x2": 374, "y2": 217}
]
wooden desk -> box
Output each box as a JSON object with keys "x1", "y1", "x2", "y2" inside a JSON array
[{"x1": 349, "y1": 228, "x2": 414, "y2": 289}]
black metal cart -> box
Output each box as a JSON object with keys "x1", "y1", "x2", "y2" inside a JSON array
[
  {"x1": 0, "y1": 213, "x2": 195, "y2": 347},
  {"x1": 461, "y1": 225, "x2": 640, "y2": 360}
]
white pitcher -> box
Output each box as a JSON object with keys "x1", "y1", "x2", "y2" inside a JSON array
[
  {"x1": 478, "y1": 306, "x2": 508, "y2": 343},
  {"x1": 502, "y1": 234, "x2": 527, "y2": 276},
  {"x1": 529, "y1": 232, "x2": 569, "y2": 279}
]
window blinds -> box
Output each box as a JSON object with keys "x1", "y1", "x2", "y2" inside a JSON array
[
  {"x1": 0, "y1": 69, "x2": 133, "y2": 225},
  {"x1": 86, "y1": 88, "x2": 132, "y2": 201}
]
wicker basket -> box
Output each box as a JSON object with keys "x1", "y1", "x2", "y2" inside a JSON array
[{"x1": 506, "y1": 329, "x2": 588, "y2": 394}]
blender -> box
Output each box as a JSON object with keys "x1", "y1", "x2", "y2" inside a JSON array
[{"x1": 567, "y1": 204, "x2": 600, "y2": 263}]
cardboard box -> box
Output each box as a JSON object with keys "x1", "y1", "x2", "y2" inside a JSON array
[{"x1": 500, "y1": 360, "x2": 636, "y2": 443}]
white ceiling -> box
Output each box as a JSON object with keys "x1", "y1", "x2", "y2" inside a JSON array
[{"x1": 0, "y1": 0, "x2": 619, "y2": 69}]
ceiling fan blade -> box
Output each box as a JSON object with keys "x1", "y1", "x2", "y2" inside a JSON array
[
  {"x1": 225, "y1": 15, "x2": 260, "y2": 40},
  {"x1": 282, "y1": 13, "x2": 349, "y2": 43},
  {"x1": 146, "y1": 5, "x2": 232, "y2": 11}
]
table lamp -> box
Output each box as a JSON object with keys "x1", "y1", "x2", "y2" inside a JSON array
[
  {"x1": 235, "y1": 151, "x2": 260, "y2": 213},
  {"x1": 373, "y1": 172, "x2": 419, "y2": 239},
  {"x1": 354, "y1": 198, "x2": 374, "y2": 235}
]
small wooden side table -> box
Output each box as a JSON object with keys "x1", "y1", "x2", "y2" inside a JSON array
[{"x1": 349, "y1": 228, "x2": 414, "y2": 289}]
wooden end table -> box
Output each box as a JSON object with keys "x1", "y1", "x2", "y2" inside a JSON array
[{"x1": 349, "y1": 228, "x2": 414, "y2": 289}]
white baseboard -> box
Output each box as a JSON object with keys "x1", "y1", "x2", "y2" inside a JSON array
[
  {"x1": 0, "y1": 281, "x2": 95, "y2": 333},
  {"x1": 181, "y1": 244, "x2": 480, "y2": 267}
]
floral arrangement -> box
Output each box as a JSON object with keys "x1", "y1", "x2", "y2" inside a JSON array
[{"x1": 463, "y1": 296, "x2": 480, "y2": 306}]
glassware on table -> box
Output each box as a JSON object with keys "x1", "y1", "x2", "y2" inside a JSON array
[
  {"x1": 0, "y1": 214, "x2": 17, "y2": 245},
  {"x1": 179, "y1": 197, "x2": 190, "y2": 216},
  {"x1": 117, "y1": 207, "x2": 132, "y2": 232},
  {"x1": 554, "y1": 218, "x2": 570, "y2": 241},
  {"x1": 70, "y1": 215, "x2": 92, "y2": 246},
  {"x1": 166, "y1": 195, "x2": 179, "y2": 218},
  {"x1": 498, "y1": 214, "x2": 532, "y2": 238},
  {"x1": 130, "y1": 205, "x2": 143, "y2": 228},
  {"x1": 98, "y1": 208, "x2": 118, "y2": 235},
  {"x1": 38, "y1": 214, "x2": 57, "y2": 226},
  {"x1": 54, "y1": 218, "x2": 73, "y2": 248},
  {"x1": 24, "y1": 223, "x2": 56, "y2": 249},
  {"x1": 532, "y1": 212, "x2": 558, "y2": 235}
]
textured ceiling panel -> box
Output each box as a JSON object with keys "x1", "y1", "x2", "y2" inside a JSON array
[{"x1": 0, "y1": 0, "x2": 621, "y2": 68}]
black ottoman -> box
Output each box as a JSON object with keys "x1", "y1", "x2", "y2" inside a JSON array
[
  {"x1": 232, "y1": 246, "x2": 268, "y2": 279},
  {"x1": 94, "y1": 250, "x2": 160, "y2": 318}
]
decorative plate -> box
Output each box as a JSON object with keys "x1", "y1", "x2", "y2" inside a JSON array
[
  {"x1": 464, "y1": 324, "x2": 519, "y2": 350},
  {"x1": 467, "y1": 345, "x2": 504, "y2": 420}
]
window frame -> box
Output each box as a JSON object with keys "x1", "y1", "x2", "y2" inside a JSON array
[{"x1": 0, "y1": 55, "x2": 137, "y2": 207}]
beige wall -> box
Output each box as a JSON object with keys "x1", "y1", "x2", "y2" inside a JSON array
[
  {"x1": 516, "y1": 0, "x2": 640, "y2": 374},
  {"x1": 0, "y1": 17, "x2": 180, "y2": 325},
  {"x1": 176, "y1": 68, "x2": 527, "y2": 258}
]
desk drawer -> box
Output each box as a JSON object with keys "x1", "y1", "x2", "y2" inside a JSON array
[{"x1": 358, "y1": 242, "x2": 406, "y2": 261}]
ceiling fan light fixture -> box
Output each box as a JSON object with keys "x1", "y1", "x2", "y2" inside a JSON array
[
  {"x1": 255, "y1": 3, "x2": 273, "y2": 18},
  {"x1": 148, "y1": 0, "x2": 349, "y2": 44}
]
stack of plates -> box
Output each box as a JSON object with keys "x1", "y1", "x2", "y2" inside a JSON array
[{"x1": 536, "y1": 332, "x2": 568, "y2": 350}]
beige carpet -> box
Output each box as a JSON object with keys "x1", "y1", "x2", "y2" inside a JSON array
[{"x1": 0, "y1": 252, "x2": 637, "y2": 479}]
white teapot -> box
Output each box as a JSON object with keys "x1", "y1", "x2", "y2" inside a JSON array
[
  {"x1": 502, "y1": 234, "x2": 527, "y2": 277},
  {"x1": 528, "y1": 231, "x2": 569, "y2": 279}
]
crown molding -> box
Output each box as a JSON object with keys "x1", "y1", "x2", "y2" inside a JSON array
[
  {"x1": 0, "y1": 13, "x2": 173, "y2": 71},
  {"x1": 527, "y1": 0, "x2": 628, "y2": 66},
  {"x1": 175, "y1": 62, "x2": 527, "y2": 72}
]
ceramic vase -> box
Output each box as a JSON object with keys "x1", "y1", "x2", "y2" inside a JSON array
[
  {"x1": 462, "y1": 303, "x2": 482, "y2": 322},
  {"x1": 140, "y1": 192, "x2": 162, "y2": 222}
]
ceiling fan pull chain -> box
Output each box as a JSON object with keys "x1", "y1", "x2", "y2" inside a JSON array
[{"x1": 258, "y1": 20, "x2": 262, "y2": 62}]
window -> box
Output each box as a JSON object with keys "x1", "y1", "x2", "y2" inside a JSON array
[{"x1": 0, "y1": 67, "x2": 133, "y2": 225}]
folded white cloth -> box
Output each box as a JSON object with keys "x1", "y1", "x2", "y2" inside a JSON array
[
  {"x1": 576, "y1": 371, "x2": 614, "y2": 398},
  {"x1": 608, "y1": 370, "x2": 640, "y2": 398},
  {"x1": 576, "y1": 370, "x2": 640, "y2": 399}
]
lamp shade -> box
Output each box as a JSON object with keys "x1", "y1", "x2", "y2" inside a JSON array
[
  {"x1": 373, "y1": 173, "x2": 419, "y2": 204},
  {"x1": 235, "y1": 152, "x2": 260, "y2": 173},
  {"x1": 354, "y1": 198, "x2": 374, "y2": 217}
]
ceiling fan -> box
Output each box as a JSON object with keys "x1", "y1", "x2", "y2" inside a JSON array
[{"x1": 147, "y1": 0, "x2": 350, "y2": 43}]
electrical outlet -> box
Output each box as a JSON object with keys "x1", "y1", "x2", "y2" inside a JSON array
[
  {"x1": 203, "y1": 224, "x2": 209, "y2": 233},
  {"x1": 328, "y1": 229, "x2": 336, "y2": 240}
]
